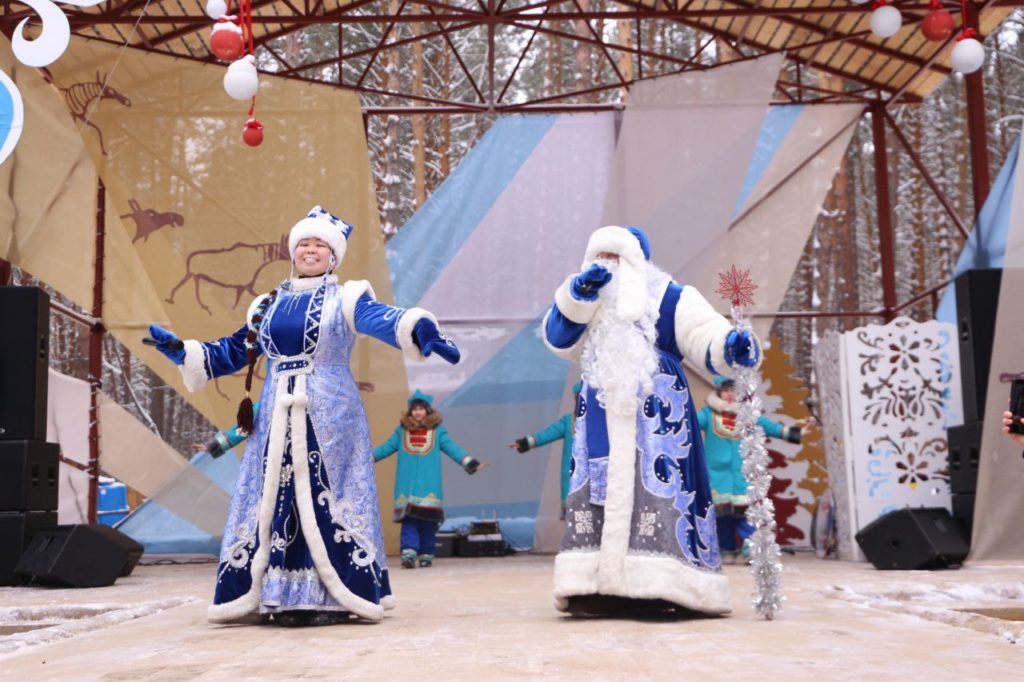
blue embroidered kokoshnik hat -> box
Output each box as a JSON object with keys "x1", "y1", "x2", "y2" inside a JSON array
[{"x1": 288, "y1": 205, "x2": 354, "y2": 271}]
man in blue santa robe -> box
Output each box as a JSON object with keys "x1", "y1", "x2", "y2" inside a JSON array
[{"x1": 542, "y1": 225, "x2": 760, "y2": 616}]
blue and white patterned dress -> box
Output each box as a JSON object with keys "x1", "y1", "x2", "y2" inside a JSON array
[{"x1": 178, "y1": 274, "x2": 436, "y2": 623}]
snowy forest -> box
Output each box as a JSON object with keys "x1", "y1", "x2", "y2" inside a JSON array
[{"x1": 18, "y1": 6, "x2": 1024, "y2": 459}]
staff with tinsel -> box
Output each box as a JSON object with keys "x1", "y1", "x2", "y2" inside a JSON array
[{"x1": 715, "y1": 265, "x2": 783, "y2": 620}]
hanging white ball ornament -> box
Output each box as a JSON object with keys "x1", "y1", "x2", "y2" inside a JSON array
[
  {"x1": 870, "y1": 5, "x2": 902, "y2": 39},
  {"x1": 849, "y1": 0, "x2": 871, "y2": 4},
  {"x1": 951, "y1": 37, "x2": 985, "y2": 74},
  {"x1": 205, "y1": 0, "x2": 228, "y2": 19},
  {"x1": 224, "y1": 55, "x2": 259, "y2": 100}
]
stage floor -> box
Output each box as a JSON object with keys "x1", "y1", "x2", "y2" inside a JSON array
[{"x1": 1, "y1": 553, "x2": 1021, "y2": 680}]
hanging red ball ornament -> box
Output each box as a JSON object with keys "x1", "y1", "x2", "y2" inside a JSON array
[
  {"x1": 921, "y1": 1, "x2": 955, "y2": 42},
  {"x1": 209, "y1": 16, "x2": 244, "y2": 62},
  {"x1": 242, "y1": 118, "x2": 264, "y2": 147}
]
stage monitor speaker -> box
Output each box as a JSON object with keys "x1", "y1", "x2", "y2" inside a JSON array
[
  {"x1": 0, "y1": 286, "x2": 50, "y2": 441},
  {"x1": 15, "y1": 524, "x2": 138, "y2": 587},
  {"x1": 0, "y1": 440, "x2": 59, "y2": 512},
  {"x1": 0, "y1": 511, "x2": 57, "y2": 586},
  {"x1": 88, "y1": 523, "x2": 144, "y2": 577},
  {"x1": 946, "y1": 422, "x2": 982, "y2": 495},
  {"x1": 950, "y1": 493, "x2": 976, "y2": 542},
  {"x1": 954, "y1": 269, "x2": 1002, "y2": 422},
  {"x1": 855, "y1": 508, "x2": 969, "y2": 570}
]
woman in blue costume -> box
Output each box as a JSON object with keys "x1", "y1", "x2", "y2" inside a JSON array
[
  {"x1": 148, "y1": 206, "x2": 460, "y2": 626},
  {"x1": 541, "y1": 225, "x2": 760, "y2": 616}
]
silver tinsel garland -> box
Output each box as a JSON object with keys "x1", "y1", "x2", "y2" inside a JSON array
[{"x1": 731, "y1": 304, "x2": 784, "y2": 620}]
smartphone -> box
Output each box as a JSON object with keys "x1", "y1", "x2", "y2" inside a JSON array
[{"x1": 1011, "y1": 379, "x2": 1024, "y2": 435}]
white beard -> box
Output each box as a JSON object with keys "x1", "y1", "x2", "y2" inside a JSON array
[{"x1": 580, "y1": 263, "x2": 665, "y2": 417}]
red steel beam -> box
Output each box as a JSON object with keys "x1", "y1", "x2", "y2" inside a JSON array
[
  {"x1": 356, "y1": 0, "x2": 410, "y2": 89},
  {"x1": 426, "y1": 6, "x2": 487, "y2": 104},
  {"x1": 87, "y1": 177, "x2": 107, "y2": 525},
  {"x1": 964, "y1": 0, "x2": 991, "y2": 218},
  {"x1": 872, "y1": 102, "x2": 898, "y2": 320}
]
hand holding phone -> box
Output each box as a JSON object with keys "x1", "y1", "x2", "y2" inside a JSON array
[{"x1": 1010, "y1": 379, "x2": 1024, "y2": 435}]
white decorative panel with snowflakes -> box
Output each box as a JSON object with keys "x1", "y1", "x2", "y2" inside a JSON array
[{"x1": 826, "y1": 317, "x2": 962, "y2": 561}]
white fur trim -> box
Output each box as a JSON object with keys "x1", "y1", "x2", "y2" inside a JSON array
[
  {"x1": 289, "y1": 374, "x2": 385, "y2": 621},
  {"x1": 581, "y1": 225, "x2": 645, "y2": 270},
  {"x1": 541, "y1": 307, "x2": 585, "y2": 361},
  {"x1": 553, "y1": 551, "x2": 732, "y2": 615},
  {"x1": 594, "y1": 384, "x2": 639, "y2": 593},
  {"x1": 340, "y1": 279, "x2": 377, "y2": 333},
  {"x1": 246, "y1": 293, "x2": 272, "y2": 324},
  {"x1": 675, "y1": 286, "x2": 734, "y2": 375},
  {"x1": 581, "y1": 226, "x2": 648, "y2": 322},
  {"x1": 179, "y1": 340, "x2": 209, "y2": 393},
  {"x1": 554, "y1": 275, "x2": 599, "y2": 325},
  {"x1": 208, "y1": 378, "x2": 289, "y2": 623},
  {"x1": 208, "y1": 373, "x2": 385, "y2": 623},
  {"x1": 289, "y1": 219, "x2": 347, "y2": 270},
  {"x1": 706, "y1": 393, "x2": 736, "y2": 413},
  {"x1": 396, "y1": 307, "x2": 436, "y2": 363},
  {"x1": 381, "y1": 595, "x2": 396, "y2": 611},
  {"x1": 287, "y1": 274, "x2": 338, "y2": 292}
]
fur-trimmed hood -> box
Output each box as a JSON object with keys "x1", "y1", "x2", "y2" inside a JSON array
[
  {"x1": 401, "y1": 411, "x2": 443, "y2": 430},
  {"x1": 706, "y1": 392, "x2": 738, "y2": 415}
]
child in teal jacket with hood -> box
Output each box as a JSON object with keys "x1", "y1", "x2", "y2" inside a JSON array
[
  {"x1": 373, "y1": 390, "x2": 482, "y2": 568},
  {"x1": 507, "y1": 381, "x2": 581, "y2": 517},
  {"x1": 698, "y1": 378, "x2": 809, "y2": 560}
]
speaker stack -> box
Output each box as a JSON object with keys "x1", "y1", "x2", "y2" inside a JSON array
[
  {"x1": 946, "y1": 268, "x2": 1002, "y2": 542},
  {"x1": 0, "y1": 287, "x2": 59, "y2": 585},
  {"x1": 0, "y1": 286, "x2": 143, "y2": 588}
]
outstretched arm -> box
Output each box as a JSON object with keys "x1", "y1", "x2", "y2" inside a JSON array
[
  {"x1": 149, "y1": 323, "x2": 254, "y2": 393},
  {"x1": 373, "y1": 427, "x2": 402, "y2": 462},
  {"x1": 438, "y1": 426, "x2": 481, "y2": 473},
  {"x1": 514, "y1": 415, "x2": 569, "y2": 452},
  {"x1": 341, "y1": 280, "x2": 459, "y2": 364},
  {"x1": 672, "y1": 285, "x2": 761, "y2": 376}
]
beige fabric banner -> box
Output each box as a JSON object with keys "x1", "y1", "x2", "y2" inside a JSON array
[
  {"x1": 0, "y1": 39, "x2": 97, "y2": 310},
  {"x1": 8, "y1": 38, "x2": 407, "y2": 551}
]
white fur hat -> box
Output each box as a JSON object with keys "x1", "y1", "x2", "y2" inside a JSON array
[
  {"x1": 582, "y1": 225, "x2": 651, "y2": 322},
  {"x1": 288, "y1": 206, "x2": 353, "y2": 270}
]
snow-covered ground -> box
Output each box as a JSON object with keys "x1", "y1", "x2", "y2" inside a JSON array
[{"x1": 0, "y1": 554, "x2": 1021, "y2": 679}]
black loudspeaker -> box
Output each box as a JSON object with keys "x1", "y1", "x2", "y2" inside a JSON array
[
  {"x1": 15, "y1": 524, "x2": 141, "y2": 587},
  {"x1": 0, "y1": 440, "x2": 59, "y2": 512},
  {"x1": 0, "y1": 511, "x2": 57, "y2": 586},
  {"x1": 856, "y1": 508, "x2": 969, "y2": 570},
  {"x1": 955, "y1": 269, "x2": 1002, "y2": 422},
  {"x1": 88, "y1": 523, "x2": 144, "y2": 577},
  {"x1": 0, "y1": 287, "x2": 50, "y2": 441},
  {"x1": 946, "y1": 422, "x2": 982, "y2": 495},
  {"x1": 950, "y1": 493, "x2": 976, "y2": 542}
]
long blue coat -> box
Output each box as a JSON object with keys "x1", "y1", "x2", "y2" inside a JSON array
[
  {"x1": 178, "y1": 275, "x2": 436, "y2": 623},
  {"x1": 543, "y1": 266, "x2": 758, "y2": 616}
]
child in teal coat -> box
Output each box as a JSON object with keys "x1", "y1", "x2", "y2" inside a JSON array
[
  {"x1": 507, "y1": 382, "x2": 581, "y2": 517},
  {"x1": 373, "y1": 390, "x2": 482, "y2": 568},
  {"x1": 698, "y1": 378, "x2": 808, "y2": 560}
]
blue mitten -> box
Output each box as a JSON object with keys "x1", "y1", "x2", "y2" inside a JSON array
[
  {"x1": 148, "y1": 324, "x2": 186, "y2": 365},
  {"x1": 570, "y1": 263, "x2": 613, "y2": 301},
  {"x1": 413, "y1": 318, "x2": 461, "y2": 365},
  {"x1": 724, "y1": 330, "x2": 759, "y2": 368}
]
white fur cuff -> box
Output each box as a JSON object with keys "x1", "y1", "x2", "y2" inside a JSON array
[
  {"x1": 554, "y1": 275, "x2": 599, "y2": 325},
  {"x1": 340, "y1": 279, "x2": 377, "y2": 332},
  {"x1": 675, "y1": 286, "x2": 734, "y2": 375},
  {"x1": 179, "y1": 340, "x2": 209, "y2": 392},
  {"x1": 397, "y1": 307, "x2": 437, "y2": 363}
]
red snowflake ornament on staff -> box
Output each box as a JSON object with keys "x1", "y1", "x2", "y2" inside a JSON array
[
  {"x1": 716, "y1": 264, "x2": 758, "y2": 309},
  {"x1": 716, "y1": 265, "x2": 782, "y2": 621}
]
